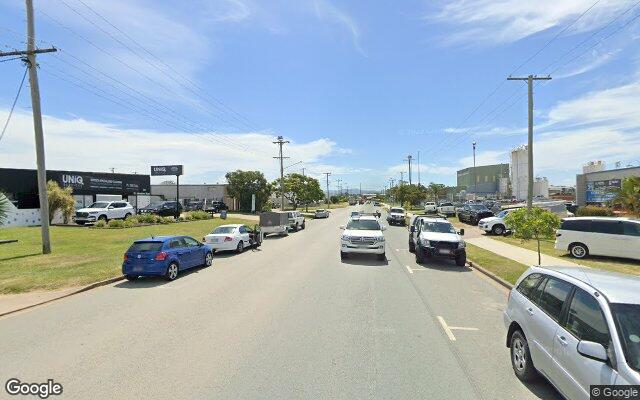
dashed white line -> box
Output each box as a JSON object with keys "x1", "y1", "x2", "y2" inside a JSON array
[
  {"x1": 405, "y1": 265, "x2": 413, "y2": 274},
  {"x1": 437, "y1": 316, "x2": 457, "y2": 341},
  {"x1": 449, "y1": 326, "x2": 480, "y2": 331}
]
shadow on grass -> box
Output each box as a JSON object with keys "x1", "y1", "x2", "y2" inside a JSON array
[{"x1": 0, "y1": 252, "x2": 42, "y2": 262}]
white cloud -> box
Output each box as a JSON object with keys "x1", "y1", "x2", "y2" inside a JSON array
[
  {"x1": 555, "y1": 49, "x2": 620, "y2": 79},
  {"x1": 0, "y1": 109, "x2": 349, "y2": 184},
  {"x1": 313, "y1": 0, "x2": 365, "y2": 55},
  {"x1": 431, "y1": 0, "x2": 631, "y2": 45}
]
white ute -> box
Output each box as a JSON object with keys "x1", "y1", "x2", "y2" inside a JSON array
[
  {"x1": 74, "y1": 201, "x2": 135, "y2": 225},
  {"x1": 479, "y1": 208, "x2": 520, "y2": 236},
  {"x1": 424, "y1": 202, "x2": 437, "y2": 213},
  {"x1": 340, "y1": 216, "x2": 386, "y2": 260}
]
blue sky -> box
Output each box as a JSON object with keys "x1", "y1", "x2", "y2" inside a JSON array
[{"x1": 1, "y1": 0, "x2": 640, "y2": 190}]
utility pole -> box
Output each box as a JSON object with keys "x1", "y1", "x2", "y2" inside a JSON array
[
  {"x1": 508, "y1": 74, "x2": 552, "y2": 210},
  {"x1": 404, "y1": 155, "x2": 413, "y2": 185},
  {"x1": 0, "y1": 1, "x2": 58, "y2": 254},
  {"x1": 301, "y1": 167, "x2": 305, "y2": 177},
  {"x1": 417, "y1": 151, "x2": 421, "y2": 187},
  {"x1": 359, "y1": 183, "x2": 362, "y2": 196},
  {"x1": 472, "y1": 141, "x2": 477, "y2": 201},
  {"x1": 400, "y1": 172, "x2": 404, "y2": 186},
  {"x1": 323, "y1": 172, "x2": 331, "y2": 206},
  {"x1": 273, "y1": 136, "x2": 289, "y2": 211}
]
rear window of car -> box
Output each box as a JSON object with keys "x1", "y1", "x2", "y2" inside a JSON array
[
  {"x1": 538, "y1": 277, "x2": 573, "y2": 322},
  {"x1": 560, "y1": 219, "x2": 591, "y2": 232},
  {"x1": 129, "y1": 242, "x2": 163, "y2": 252},
  {"x1": 516, "y1": 273, "x2": 544, "y2": 299},
  {"x1": 213, "y1": 226, "x2": 236, "y2": 234}
]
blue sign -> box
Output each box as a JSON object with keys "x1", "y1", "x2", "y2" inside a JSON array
[{"x1": 585, "y1": 179, "x2": 621, "y2": 203}]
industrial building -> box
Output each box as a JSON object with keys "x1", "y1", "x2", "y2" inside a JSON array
[
  {"x1": 576, "y1": 164, "x2": 640, "y2": 206},
  {"x1": 510, "y1": 145, "x2": 550, "y2": 201},
  {"x1": 456, "y1": 163, "x2": 509, "y2": 197},
  {"x1": 150, "y1": 183, "x2": 237, "y2": 210}
]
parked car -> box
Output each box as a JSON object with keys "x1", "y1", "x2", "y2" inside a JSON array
[
  {"x1": 457, "y1": 203, "x2": 494, "y2": 225},
  {"x1": 437, "y1": 202, "x2": 456, "y2": 216},
  {"x1": 138, "y1": 201, "x2": 183, "y2": 217},
  {"x1": 314, "y1": 209, "x2": 330, "y2": 219},
  {"x1": 504, "y1": 266, "x2": 640, "y2": 399},
  {"x1": 386, "y1": 207, "x2": 406, "y2": 226},
  {"x1": 554, "y1": 217, "x2": 640, "y2": 260},
  {"x1": 203, "y1": 224, "x2": 261, "y2": 253},
  {"x1": 410, "y1": 217, "x2": 466, "y2": 266},
  {"x1": 122, "y1": 236, "x2": 213, "y2": 281},
  {"x1": 340, "y1": 215, "x2": 386, "y2": 260},
  {"x1": 424, "y1": 202, "x2": 437, "y2": 213},
  {"x1": 260, "y1": 211, "x2": 289, "y2": 236},
  {"x1": 75, "y1": 201, "x2": 135, "y2": 225},
  {"x1": 205, "y1": 201, "x2": 228, "y2": 213},
  {"x1": 184, "y1": 200, "x2": 205, "y2": 211},
  {"x1": 373, "y1": 201, "x2": 381, "y2": 206},
  {"x1": 350, "y1": 211, "x2": 361, "y2": 219},
  {"x1": 478, "y1": 208, "x2": 522, "y2": 236},
  {"x1": 287, "y1": 211, "x2": 306, "y2": 231}
]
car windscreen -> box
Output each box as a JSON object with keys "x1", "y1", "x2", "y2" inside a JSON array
[
  {"x1": 611, "y1": 303, "x2": 640, "y2": 372},
  {"x1": 421, "y1": 221, "x2": 456, "y2": 234},
  {"x1": 469, "y1": 205, "x2": 488, "y2": 211},
  {"x1": 440, "y1": 203, "x2": 452, "y2": 206},
  {"x1": 390, "y1": 208, "x2": 404, "y2": 213},
  {"x1": 212, "y1": 226, "x2": 236, "y2": 234},
  {"x1": 88, "y1": 202, "x2": 109, "y2": 208},
  {"x1": 346, "y1": 219, "x2": 381, "y2": 231},
  {"x1": 128, "y1": 242, "x2": 163, "y2": 252},
  {"x1": 496, "y1": 210, "x2": 509, "y2": 218}
]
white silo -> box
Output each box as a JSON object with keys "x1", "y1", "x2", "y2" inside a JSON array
[{"x1": 510, "y1": 145, "x2": 528, "y2": 201}]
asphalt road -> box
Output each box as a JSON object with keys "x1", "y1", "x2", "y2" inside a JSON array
[{"x1": 0, "y1": 206, "x2": 561, "y2": 400}]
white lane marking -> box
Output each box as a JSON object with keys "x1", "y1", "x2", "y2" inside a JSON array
[
  {"x1": 405, "y1": 265, "x2": 413, "y2": 274},
  {"x1": 437, "y1": 316, "x2": 456, "y2": 341},
  {"x1": 449, "y1": 326, "x2": 480, "y2": 331}
]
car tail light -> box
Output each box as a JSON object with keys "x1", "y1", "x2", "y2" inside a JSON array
[
  {"x1": 155, "y1": 251, "x2": 168, "y2": 261},
  {"x1": 123, "y1": 254, "x2": 128, "y2": 261},
  {"x1": 202, "y1": 237, "x2": 206, "y2": 242},
  {"x1": 224, "y1": 236, "x2": 233, "y2": 242}
]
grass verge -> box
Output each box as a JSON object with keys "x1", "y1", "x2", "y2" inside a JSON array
[
  {"x1": 0, "y1": 217, "x2": 252, "y2": 294},
  {"x1": 465, "y1": 243, "x2": 528, "y2": 285}
]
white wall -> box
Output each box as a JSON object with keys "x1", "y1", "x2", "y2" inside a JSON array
[{"x1": 2, "y1": 202, "x2": 65, "y2": 228}]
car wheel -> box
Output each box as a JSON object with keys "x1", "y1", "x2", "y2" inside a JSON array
[
  {"x1": 458, "y1": 215, "x2": 463, "y2": 222},
  {"x1": 98, "y1": 215, "x2": 108, "y2": 222},
  {"x1": 408, "y1": 241, "x2": 415, "y2": 253},
  {"x1": 455, "y1": 254, "x2": 466, "y2": 267},
  {"x1": 294, "y1": 224, "x2": 299, "y2": 232},
  {"x1": 125, "y1": 274, "x2": 138, "y2": 281},
  {"x1": 204, "y1": 252, "x2": 213, "y2": 267},
  {"x1": 510, "y1": 330, "x2": 538, "y2": 382},
  {"x1": 124, "y1": 213, "x2": 131, "y2": 220},
  {"x1": 492, "y1": 225, "x2": 505, "y2": 236},
  {"x1": 164, "y1": 262, "x2": 179, "y2": 281},
  {"x1": 76, "y1": 221, "x2": 85, "y2": 226},
  {"x1": 236, "y1": 241, "x2": 244, "y2": 253},
  {"x1": 415, "y1": 248, "x2": 424, "y2": 264},
  {"x1": 377, "y1": 253, "x2": 385, "y2": 261},
  {"x1": 340, "y1": 251, "x2": 347, "y2": 260},
  {"x1": 302, "y1": 221, "x2": 306, "y2": 229},
  {"x1": 569, "y1": 243, "x2": 588, "y2": 259}
]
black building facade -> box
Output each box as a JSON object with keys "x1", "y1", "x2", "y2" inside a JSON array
[{"x1": 0, "y1": 168, "x2": 150, "y2": 208}]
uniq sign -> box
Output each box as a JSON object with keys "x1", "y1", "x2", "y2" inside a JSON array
[
  {"x1": 151, "y1": 165, "x2": 183, "y2": 176},
  {"x1": 61, "y1": 174, "x2": 84, "y2": 187}
]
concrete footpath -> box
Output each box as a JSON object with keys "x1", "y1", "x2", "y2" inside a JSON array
[{"x1": 465, "y1": 236, "x2": 582, "y2": 267}]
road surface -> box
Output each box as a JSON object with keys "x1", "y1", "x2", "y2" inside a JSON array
[{"x1": 0, "y1": 206, "x2": 560, "y2": 399}]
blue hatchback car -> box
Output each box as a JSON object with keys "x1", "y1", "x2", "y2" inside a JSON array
[{"x1": 122, "y1": 236, "x2": 213, "y2": 281}]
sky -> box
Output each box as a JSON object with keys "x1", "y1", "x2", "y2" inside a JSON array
[{"x1": 1, "y1": 0, "x2": 640, "y2": 190}]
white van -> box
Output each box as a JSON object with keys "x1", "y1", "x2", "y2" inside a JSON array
[{"x1": 554, "y1": 217, "x2": 640, "y2": 260}]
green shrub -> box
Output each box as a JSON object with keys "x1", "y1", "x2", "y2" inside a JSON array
[
  {"x1": 93, "y1": 220, "x2": 107, "y2": 228},
  {"x1": 576, "y1": 206, "x2": 613, "y2": 217},
  {"x1": 123, "y1": 217, "x2": 139, "y2": 228},
  {"x1": 107, "y1": 219, "x2": 125, "y2": 228},
  {"x1": 160, "y1": 216, "x2": 175, "y2": 224},
  {"x1": 136, "y1": 214, "x2": 155, "y2": 224},
  {"x1": 190, "y1": 210, "x2": 210, "y2": 220}
]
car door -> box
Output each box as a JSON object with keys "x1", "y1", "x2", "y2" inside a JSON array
[
  {"x1": 592, "y1": 220, "x2": 625, "y2": 257},
  {"x1": 238, "y1": 226, "x2": 250, "y2": 245},
  {"x1": 552, "y1": 287, "x2": 618, "y2": 400},
  {"x1": 622, "y1": 221, "x2": 640, "y2": 260},
  {"x1": 526, "y1": 277, "x2": 574, "y2": 379},
  {"x1": 114, "y1": 202, "x2": 126, "y2": 218},
  {"x1": 182, "y1": 236, "x2": 202, "y2": 268},
  {"x1": 167, "y1": 238, "x2": 187, "y2": 268},
  {"x1": 461, "y1": 205, "x2": 470, "y2": 221}
]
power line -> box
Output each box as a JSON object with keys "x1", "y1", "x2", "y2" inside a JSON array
[{"x1": 0, "y1": 66, "x2": 28, "y2": 143}]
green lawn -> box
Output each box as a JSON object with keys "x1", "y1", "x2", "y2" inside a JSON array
[
  {"x1": 465, "y1": 243, "x2": 528, "y2": 285},
  {"x1": 0, "y1": 218, "x2": 252, "y2": 294},
  {"x1": 492, "y1": 235, "x2": 640, "y2": 276}
]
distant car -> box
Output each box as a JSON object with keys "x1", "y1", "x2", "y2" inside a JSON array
[
  {"x1": 386, "y1": 207, "x2": 406, "y2": 226},
  {"x1": 479, "y1": 208, "x2": 521, "y2": 236},
  {"x1": 184, "y1": 200, "x2": 205, "y2": 211},
  {"x1": 410, "y1": 217, "x2": 466, "y2": 266},
  {"x1": 340, "y1": 215, "x2": 386, "y2": 260},
  {"x1": 458, "y1": 204, "x2": 494, "y2": 225},
  {"x1": 75, "y1": 201, "x2": 135, "y2": 225},
  {"x1": 287, "y1": 211, "x2": 306, "y2": 231},
  {"x1": 122, "y1": 236, "x2": 213, "y2": 281},
  {"x1": 205, "y1": 201, "x2": 229, "y2": 213},
  {"x1": 373, "y1": 201, "x2": 381, "y2": 206},
  {"x1": 350, "y1": 211, "x2": 361, "y2": 219},
  {"x1": 424, "y1": 202, "x2": 437, "y2": 213},
  {"x1": 504, "y1": 266, "x2": 640, "y2": 398},
  {"x1": 437, "y1": 202, "x2": 456, "y2": 216},
  {"x1": 314, "y1": 209, "x2": 330, "y2": 219},
  {"x1": 554, "y1": 217, "x2": 640, "y2": 260},
  {"x1": 138, "y1": 201, "x2": 183, "y2": 217},
  {"x1": 203, "y1": 224, "x2": 260, "y2": 253}
]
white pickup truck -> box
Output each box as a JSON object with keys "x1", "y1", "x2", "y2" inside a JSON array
[
  {"x1": 436, "y1": 202, "x2": 456, "y2": 216},
  {"x1": 424, "y1": 202, "x2": 437, "y2": 213}
]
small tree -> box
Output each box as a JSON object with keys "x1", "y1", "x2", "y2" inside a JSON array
[
  {"x1": 270, "y1": 173, "x2": 325, "y2": 210},
  {"x1": 505, "y1": 207, "x2": 561, "y2": 265},
  {"x1": 0, "y1": 191, "x2": 10, "y2": 225},
  {"x1": 611, "y1": 176, "x2": 640, "y2": 216},
  {"x1": 47, "y1": 180, "x2": 75, "y2": 224}
]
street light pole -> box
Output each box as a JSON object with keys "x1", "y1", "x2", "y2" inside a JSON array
[{"x1": 472, "y1": 141, "x2": 477, "y2": 201}]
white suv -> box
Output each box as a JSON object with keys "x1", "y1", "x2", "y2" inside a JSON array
[
  {"x1": 409, "y1": 217, "x2": 466, "y2": 266},
  {"x1": 424, "y1": 202, "x2": 437, "y2": 213},
  {"x1": 554, "y1": 217, "x2": 640, "y2": 260},
  {"x1": 75, "y1": 201, "x2": 135, "y2": 225},
  {"x1": 479, "y1": 208, "x2": 521, "y2": 236},
  {"x1": 436, "y1": 202, "x2": 455, "y2": 216},
  {"x1": 504, "y1": 266, "x2": 640, "y2": 399},
  {"x1": 286, "y1": 211, "x2": 306, "y2": 231},
  {"x1": 340, "y1": 216, "x2": 386, "y2": 260}
]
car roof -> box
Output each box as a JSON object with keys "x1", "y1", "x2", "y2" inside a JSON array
[
  {"x1": 216, "y1": 224, "x2": 243, "y2": 228},
  {"x1": 356, "y1": 215, "x2": 377, "y2": 221},
  {"x1": 534, "y1": 266, "x2": 640, "y2": 305},
  {"x1": 420, "y1": 217, "x2": 450, "y2": 223},
  {"x1": 135, "y1": 236, "x2": 183, "y2": 242},
  {"x1": 561, "y1": 216, "x2": 632, "y2": 221}
]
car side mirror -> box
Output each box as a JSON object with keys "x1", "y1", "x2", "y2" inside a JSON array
[
  {"x1": 577, "y1": 341, "x2": 608, "y2": 363},
  {"x1": 410, "y1": 226, "x2": 415, "y2": 233},
  {"x1": 459, "y1": 229, "x2": 465, "y2": 236},
  {"x1": 339, "y1": 225, "x2": 345, "y2": 230}
]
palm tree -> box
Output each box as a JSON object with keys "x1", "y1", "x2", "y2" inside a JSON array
[{"x1": 612, "y1": 177, "x2": 640, "y2": 216}]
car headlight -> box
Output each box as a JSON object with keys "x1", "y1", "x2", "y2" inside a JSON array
[
  {"x1": 377, "y1": 236, "x2": 385, "y2": 242},
  {"x1": 419, "y1": 238, "x2": 430, "y2": 247},
  {"x1": 458, "y1": 241, "x2": 466, "y2": 249},
  {"x1": 341, "y1": 235, "x2": 351, "y2": 241}
]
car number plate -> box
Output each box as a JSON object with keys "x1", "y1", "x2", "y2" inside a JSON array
[
  {"x1": 439, "y1": 249, "x2": 450, "y2": 255},
  {"x1": 133, "y1": 266, "x2": 143, "y2": 272}
]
